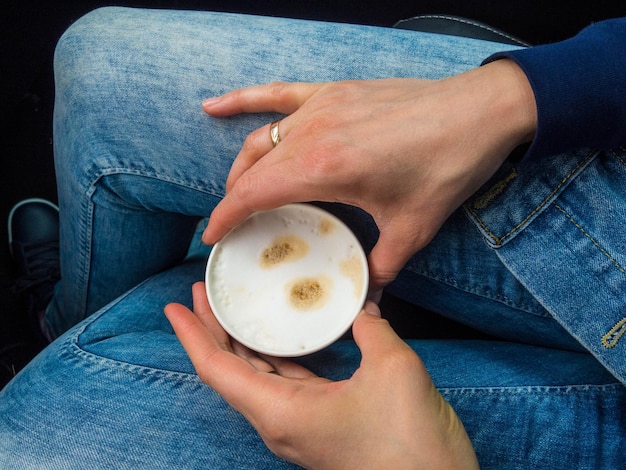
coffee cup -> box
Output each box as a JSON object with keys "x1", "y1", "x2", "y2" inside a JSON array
[{"x1": 205, "y1": 203, "x2": 369, "y2": 356}]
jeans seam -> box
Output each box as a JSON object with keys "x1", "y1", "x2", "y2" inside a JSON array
[
  {"x1": 405, "y1": 267, "x2": 549, "y2": 317},
  {"x1": 90, "y1": 166, "x2": 226, "y2": 199},
  {"x1": 62, "y1": 331, "x2": 203, "y2": 384},
  {"x1": 466, "y1": 149, "x2": 597, "y2": 247},
  {"x1": 75, "y1": 187, "x2": 95, "y2": 318},
  {"x1": 61, "y1": 275, "x2": 202, "y2": 384},
  {"x1": 552, "y1": 203, "x2": 626, "y2": 276},
  {"x1": 439, "y1": 383, "x2": 624, "y2": 395},
  {"x1": 552, "y1": 199, "x2": 626, "y2": 351}
]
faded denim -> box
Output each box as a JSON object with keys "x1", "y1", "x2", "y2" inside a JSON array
[{"x1": 1, "y1": 7, "x2": 624, "y2": 469}]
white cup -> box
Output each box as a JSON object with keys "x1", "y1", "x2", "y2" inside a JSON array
[{"x1": 205, "y1": 203, "x2": 369, "y2": 356}]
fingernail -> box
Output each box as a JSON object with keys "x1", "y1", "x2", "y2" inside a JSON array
[
  {"x1": 363, "y1": 301, "x2": 381, "y2": 318},
  {"x1": 202, "y1": 97, "x2": 221, "y2": 108},
  {"x1": 200, "y1": 225, "x2": 211, "y2": 244},
  {"x1": 201, "y1": 231, "x2": 214, "y2": 246}
]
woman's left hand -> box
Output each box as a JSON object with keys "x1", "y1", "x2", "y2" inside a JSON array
[
  {"x1": 165, "y1": 282, "x2": 478, "y2": 469},
  {"x1": 201, "y1": 62, "x2": 536, "y2": 293}
]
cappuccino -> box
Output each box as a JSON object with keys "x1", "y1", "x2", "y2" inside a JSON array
[{"x1": 206, "y1": 204, "x2": 368, "y2": 356}]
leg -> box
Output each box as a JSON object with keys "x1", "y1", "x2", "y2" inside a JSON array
[
  {"x1": 1, "y1": 259, "x2": 623, "y2": 468},
  {"x1": 50, "y1": 7, "x2": 523, "y2": 336},
  {"x1": 5, "y1": 9, "x2": 624, "y2": 467},
  {"x1": 1, "y1": 261, "x2": 297, "y2": 469},
  {"x1": 388, "y1": 209, "x2": 585, "y2": 351}
]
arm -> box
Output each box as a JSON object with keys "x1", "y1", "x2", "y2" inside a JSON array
[
  {"x1": 201, "y1": 18, "x2": 625, "y2": 292},
  {"x1": 165, "y1": 283, "x2": 479, "y2": 469},
  {"x1": 485, "y1": 17, "x2": 626, "y2": 158},
  {"x1": 202, "y1": 59, "x2": 536, "y2": 291}
]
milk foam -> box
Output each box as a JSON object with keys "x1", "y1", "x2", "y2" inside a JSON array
[{"x1": 206, "y1": 204, "x2": 368, "y2": 356}]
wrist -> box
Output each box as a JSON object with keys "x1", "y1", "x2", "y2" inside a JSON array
[
  {"x1": 419, "y1": 58, "x2": 538, "y2": 213},
  {"x1": 478, "y1": 58, "x2": 537, "y2": 147}
]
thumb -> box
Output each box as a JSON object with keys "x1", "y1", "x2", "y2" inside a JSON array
[
  {"x1": 351, "y1": 301, "x2": 408, "y2": 361},
  {"x1": 363, "y1": 300, "x2": 382, "y2": 318}
]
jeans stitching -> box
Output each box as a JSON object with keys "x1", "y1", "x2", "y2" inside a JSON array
[
  {"x1": 552, "y1": 201, "x2": 626, "y2": 351},
  {"x1": 65, "y1": 341, "x2": 203, "y2": 383},
  {"x1": 60, "y1": 274, "x2": 203, "y2": 383},
  {"x1": 552, "y1": 203, "x2": 626, "y2": 276},
  {"x1": 471, "y1": 168, "x2": 518, "y2": 210},
  {"x1": 602, "y1": 317, "x2": 626, "y2": 349},
  {"x1": 440, "y1": 383, "x2": 624, "y2": 396},
  {"x1": 405, "y1": 267, "x2": 549, "y2": 317},
  {"x1": 63, "y1": 318, "x2": 203, "y2": 383},
  {"x1": 76, "y1": 191, "x2": 95, "y2": 318},
  {"x1": 91, "y1": 166, "x2": 227, "y2": 198},
  {"x1": 466, "y1": 150, "x2": 596, "y2": 246}
]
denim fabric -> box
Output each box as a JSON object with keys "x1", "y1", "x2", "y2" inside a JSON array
[
  {"x1": 468, "y1": 146, "x2": 626, "y2": 385},
  {"x1": 1, "y1": 260, "x2": 623, "y2": 469},
  {"x1": 48, "y1": 6, "x2": 522, "y2": 335},
  {"x1": 1, "y1": 7, "x2": 624, "y2": 469}
]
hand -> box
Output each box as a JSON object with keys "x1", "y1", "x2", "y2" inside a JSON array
[
  {"x1": 202, "y1": 59, "x2": 536, "y2": 291},
  {"x1": 165, "y1": 283, "x2": 479, "y2": 469}
]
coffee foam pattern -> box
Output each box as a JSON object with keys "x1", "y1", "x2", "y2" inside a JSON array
[{"x1": 206, "y1": 204, "x2": 368, "y2": 356}]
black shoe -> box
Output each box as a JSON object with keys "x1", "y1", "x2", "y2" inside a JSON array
[{"x1": 8, "y1": 198, "x2": 60, "y2": 343}]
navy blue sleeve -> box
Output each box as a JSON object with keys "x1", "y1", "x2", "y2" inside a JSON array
[{"x1": 483, "y1": 18, "x2": 626, "y2": 159}]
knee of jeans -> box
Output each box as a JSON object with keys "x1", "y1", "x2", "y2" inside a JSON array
[
  {"x1": 53, "y1": 7, "x2": 139, "y2": 109},
  {"x1": 53, "y1": 7, "x2": 143, "y2": 178},
  {"x1": 54, "y1": 7, "x2": 120, "y2": 75}
]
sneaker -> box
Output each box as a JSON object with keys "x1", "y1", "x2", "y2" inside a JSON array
[{"x1": 8, "y1": 198, "x2": 60, "y2": 343}]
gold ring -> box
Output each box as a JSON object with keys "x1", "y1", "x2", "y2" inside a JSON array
[{"x1": 270, "y1": 120, "x2": 281, "y2": 147}]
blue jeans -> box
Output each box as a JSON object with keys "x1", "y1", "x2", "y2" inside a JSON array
[{"x1": 1, "y1": 7, "x2": 624, "y2": 469}]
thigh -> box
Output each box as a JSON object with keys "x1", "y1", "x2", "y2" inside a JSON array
[
  {"x1": 51, "y1": 7, "x2": 522, "y2": 334},
  {"x1": 2, "y1": 259, "x2": 622, "y2": 469},
  {"x1": 54, "y1": 7, "x2": 519, "y2": 191},
  {"x1": 387, "y1": 209, "x2": 584, "y2": 351},
  {"x1": 2, "y1": 261, "x2": 299, "y2": 469},
  {"x1": 410, "y1": 340, "x2": 625, "y2": 470},
  {"x1": 54, "y1": 7, "x2": 522, "y2": 218}
]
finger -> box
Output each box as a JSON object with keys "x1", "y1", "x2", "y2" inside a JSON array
[
  {"x1": 189, "y1": 282, "x2": 233, "y2": 350},
  {"x1": 224, "y1": 119, "x2": 288, "y2": 192},
  {"x1": 165, "y1": 301, "x2": 273, "y2": 409},
  {"x1": 202, "y1": 82, "x2": 322, "y2": 117},
  {"x1": 367, "y1": 288, "x2": 383, "y2": 304},
  {"x1": 164, "y1": 300, "x2": 234, "y2": 378},
  {"x1": 231, "y1": 340, "x2": 279, "y2": 374},
  {"x1": 261, "y1": 355, "x2": 327, "y2": 381},
  {"x1": 167, "y1": 286, "x2": 325, "y2": 391},
  {"x1": 203, "y1": 155, "x2": 316, "y2": 245}
]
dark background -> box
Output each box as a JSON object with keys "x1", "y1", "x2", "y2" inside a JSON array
[{"x1": 2, "y1": 0, "x2": 624, "y2": 387}]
